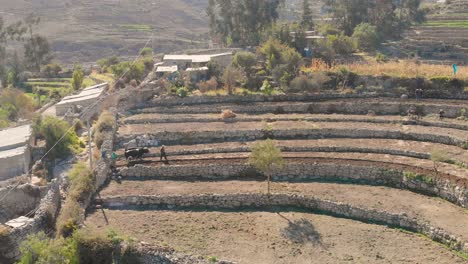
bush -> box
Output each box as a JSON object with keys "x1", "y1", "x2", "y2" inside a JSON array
[
  {"x1": 39, "y1": 116, "x2": 80, "y2": 161},
  {"x1": 0, "y1": 88, "x2": 36, "y2": 122},
  {"x1": 198, "y1": 77, "x2": 218, "y2": 93},
  {"x1": 327, "y1": 34, "x2": 355, "y2": 55},
  {"x1": 56, "y1": 162, "x2": 93, "y2": 237},
  {"x1": 289, "y1": 75, "x2": 317, "y2": 93},
  {"x1": 18, "y1": 232, "x2": 79, "y2": 264},
  {"x1": 352, "y1": 23, "x2": 379, "y2": 51},
  {"x1": 71, "y1": 65, "x2": 85, "y2": 90},
  {"x1": 260, "y1": 79, "x2": 274, "y2": 95},
  {"x1": 176, "y1": 87, "x2": 189, "y2": 98},
  {"x1": 97, "y1": 56, "x2": 120, "y2": 72},
  {"x1": 41, "y1": 63, "x2": 62, "y2": 78},
  {"x1": 221, "y1": 109, "x2": 237, "y2": 119},
  {"x1": 110, "y1": 61, "x2": 145, "y2": 83},
  {"x1": 93, "y1": 111, "x2": 115, "y2": 149}
]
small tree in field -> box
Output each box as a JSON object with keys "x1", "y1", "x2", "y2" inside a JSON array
[
  {"x1": 249, "y1": 139, "x2": 285, "y2": 195},
  {"x1": 71, "y1": 65, "x2": 84, "y2": 90}
]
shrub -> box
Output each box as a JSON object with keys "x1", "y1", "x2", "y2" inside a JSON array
[
  {"x1": 110, "y1": 61, "x2": 145, "y2": 83},
  {"x1": 327, "y1": 34, "x2": 355, "y2": 55},
  {"x1": 403, "y1": 171, "x2": 433, "y2": 184},
  {"x1": 198, "y1": 77, "x2": 218, "y2": 93},
  {"x1": 41, "y1": 63, "x2": 62, "y2": 78},
  {"x1": 176, "y1": 87, "x2": 189, "y2": 98},
  {"x1": 260, "y1": 79, "x2": 274, "y2": 95},
  {"x1": 39, "y1": 116, "x2": 80, "y2": 161},
  {"x1": 97, "y1": 56, "x2": 120, "y2": 72},
  {"x1": 73, "y1": 119, "x2": 84, "y2": 133},
  {"x1": 18, "y1": 232, "x2": 79, "y2": 264},
  {"x1": 71, "y1": 65, "x2": 85, "y2": 90},
  {"x1": 375, "y1": 52, "x2": 388, "y2": 63},
  {"x1": 352, "y1": 23, "x2": 379, "y2": 51},
  {"x1": 289, "y1": 75, "x2": 317, "y2": 93},
  {"x1": 93, "y1": 111, "x2": 115, "y2": 149},
  {"x1": 56, "y1": 199, "x2": 81, "y2": 238}
]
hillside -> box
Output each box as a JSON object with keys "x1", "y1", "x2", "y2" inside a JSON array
[
  {"x1": 383, "y1": 0, "x2": 468, "y2": 64},
  {"x1": 0, "y1": 0, "x2": 210, "y2": 65}
]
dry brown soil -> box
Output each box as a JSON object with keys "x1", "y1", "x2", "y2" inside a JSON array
[{"x1": 86, "y1": 210, "x2": 466, "y2": 264}]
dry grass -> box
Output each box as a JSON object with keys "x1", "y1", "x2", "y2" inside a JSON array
[{"x1": 307, "y1": 59, "x2": 467, "y2": 79}]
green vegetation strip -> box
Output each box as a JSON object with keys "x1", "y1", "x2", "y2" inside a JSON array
[{"x1": 422, "y1": 20, "x2": 468, "y2": 28}]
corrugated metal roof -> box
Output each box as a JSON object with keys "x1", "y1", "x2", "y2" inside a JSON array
[
  {"x1": 0, "y1": 125, "x2": 31, "y2": 150},
  {"x1": 186, "y1": 66, "x2": 209, "y2": 72}
]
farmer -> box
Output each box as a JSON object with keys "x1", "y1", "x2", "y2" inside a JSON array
[{"x1": 160, "y1": 145, "x2": 168, "y2": 162}]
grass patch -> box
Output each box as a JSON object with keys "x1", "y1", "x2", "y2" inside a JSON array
[
  {"x1": 26, "y1": 82, "x2": 71, "y2": 87},
  {"x1": 120, "y1": 24, "x2": 153, "y2": 31},
  {"x1": 90, "y1": 72, "x2": 115, "y2": 83},
  {"x1": 422, "y1": 20, "x2": 468, "y2": 28},
  {"x1": 307, "y1": 60, "x2": 468, "y2": 79},
  {"x1": 403, "y1": 171, "x2": 434, "y2": 184},
  {"x1": 82, "y1": 77, "x2": 96, "y2": 88}
]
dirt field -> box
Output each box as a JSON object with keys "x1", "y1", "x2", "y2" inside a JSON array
[
  {"x1": 100, "y1": 180, "x2": 468, "y2": 240},
  {"x1": 118, "y1": 121, "x2": 468, "y2": 141},
  {"x1": 86, "y1": 210, "x2": 466, "y2": 264}
]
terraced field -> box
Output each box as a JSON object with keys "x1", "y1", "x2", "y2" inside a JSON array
[
  {"x1": 385, "y1": 0, "x2": 468, "y2": 64},
  {"x1": 86, "y1": 96, "x2": 468, "y2": 263}
]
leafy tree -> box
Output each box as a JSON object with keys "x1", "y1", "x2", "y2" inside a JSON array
[
  {"x1": 38, "y1": 116, "x2": 79, "y2": 161},
  {"x1": 42, "y1": 63, "x2": 62, "y2": 78},
  {"x1": 352, "y1": 23, "x2": 379, "y2": 51},
  {"x1": 326, "y1": 34, "x2": 355, "y2": 54},
  {"x1": 24, "y1": 35, "x2": 52, "y2": 72},
  {"x1": 71, "y1": 65, "x2": 85, "y2": 90},
  {"x1": 232, "y1": 51, "x2": 257, "y2": 88},
  {"x1": 110, "y1": 61, "x2": 145, "y2": 83},
  {"x1": 207, "y1": 0, "x2": 283, "y2": 46},
  {"x1": 249, "y1": 139, "x2": 284, "y2": 195},
  {"x1": 222, "y1": 66, "x2": 243, "y2": 95},
  {"x1": 301, "y1": 0, "x2": 314, "y2": 30}
]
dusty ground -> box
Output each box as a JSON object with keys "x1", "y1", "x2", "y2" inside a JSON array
[
  {"x1": 100, "y1": 180, "x2": 468, "y2": 241},
  {"x1": 118, "y1": 121, "x2": 468, "y2": 141},
  {"x1": 85, "y1": 210, "x2": 466, "y2": 264}
]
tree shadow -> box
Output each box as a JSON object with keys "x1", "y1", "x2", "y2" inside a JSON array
[{"x1": 278, "y1": 213, "x2": 322, "y2": 245}]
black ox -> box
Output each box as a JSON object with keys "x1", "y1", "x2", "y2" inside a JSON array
[{"x1": 125, "y1": 147, "x2": 150, "y2": 160}]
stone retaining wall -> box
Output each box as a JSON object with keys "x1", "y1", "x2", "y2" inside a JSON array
[
  {"x1": 140, "y1": 97, "x2": 467, "y2": 119},
  {"x1": 0, "y1": 182, "x2": 61, "y2": 263},
  {"x1": 119, "y1": 162, "x2": 468, "y2": 208},
  {"x1": 0, "y1": 184, "x2": 48, "y2": 223},
  {"x1": 147, "y1": 94, "x2": 382, "y2": 107},
  {"x1": 101, "y1": 193, "x2": 468, "y2": 254},
  {"x1": 124, "y1": 115, "x2": 468, "y2": 131},
  {"x1": 117, "y1": 127, "x2": 467, "y2": 148}
]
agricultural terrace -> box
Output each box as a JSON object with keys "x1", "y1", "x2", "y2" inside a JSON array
[{"x1": 86, "y1": 94, "x2": 468, "y2": 263}]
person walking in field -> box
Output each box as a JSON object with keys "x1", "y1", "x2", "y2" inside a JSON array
[{"x1": 160, "y1": 145, "x2": 168, "y2": 162}]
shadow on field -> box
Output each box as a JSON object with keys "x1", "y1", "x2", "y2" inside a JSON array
[{"x1": 277, "y1": 213, "x2": 322, "y2": 245}]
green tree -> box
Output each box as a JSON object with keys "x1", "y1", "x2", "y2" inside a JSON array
[
  {"x1": 71, "y1": 65, "x2": 84, "y2": 90},
  {"x1": 232, "y1": 51, "x2": 256, "y2": 88},
  {"x1": 249, "y1": 139, "x2": 285, "y2": 195},
  {"x1": 42, "y1": 63, "x2": 62, "y2": 78},
  {"x1": 96, "y1": 56, "x2": 119, "y2": 72},
  {"x1": 352, "y1": 23, "x2": 379, "y2": 51},
  {"x1": 39, "y1": 116, "x2": 79, "y2": 161},
  {"x1": 301, "y1": 0, "x2": 314, "y2": 30},
  {"x1": 24, "y1": 35, "x2": 52, "y2": 72},
  {"x1": 222, "y1": 66, "x2": 243, "y2": 95}
]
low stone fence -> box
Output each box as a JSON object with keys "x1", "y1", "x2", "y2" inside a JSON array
[
  {"x1": 147, "y1": 93, "x2": 382, "y2": 107},
  {"x1": 119, "y1": 162, "x2": 468, "y2": 209},
  {"x1": 0, "y1": 181, "x2": 61, "y2": 263},
  {"x1": 101, "y1": 193, "x2": 468, "y2": 254},
  {"x1": 117, "y1": 127, "x2": 467, "y2": 149},
  {"x1": 0, "y1": 184, "x2": 48, "y2": 223},
  {"x1": 140, "y1": 97, "x2": 467, "y2": 119},
  {"x1": 141, "y1": 145, "x2": 430, "y2": 161},
  {"x1": 124, "y1": 115, "x2": 468, "y2": 131}
]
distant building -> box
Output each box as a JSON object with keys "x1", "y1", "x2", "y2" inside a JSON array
[
  {"x1": 162, "y1": 52, "x2": 233, "y2": 71},
  {"x1": 55, "y1": 83, "x2": 108, "y2": 116},
  {"x1": 0, "y1": 125, "x2": 33, "y2": 181}
]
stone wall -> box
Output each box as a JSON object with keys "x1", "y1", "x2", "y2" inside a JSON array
[
  {"x1": 140, "y1": 100, "x2": 466, "y2": 119},
  {"x1": 119, "y1": 162, "x2": 468, "y2": 208},
  {"x1": 143, "y1": 95, "x2": 467, "y2": 119},
  {"x1": 0, "y1": 181, "x2": 61, "y2": 264},
  {"x1": 0, "y1": 184, "x2": 48, "y2": 223},
  {"x1": 101, "y1": 193, "x2": 468, "y2": 254},
  {"x1": 0, "y1": 146, "x2": 31, "y2": 181},
  {"x1": 117, "y1": 126, "x2": 467, "y2": 148}
]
